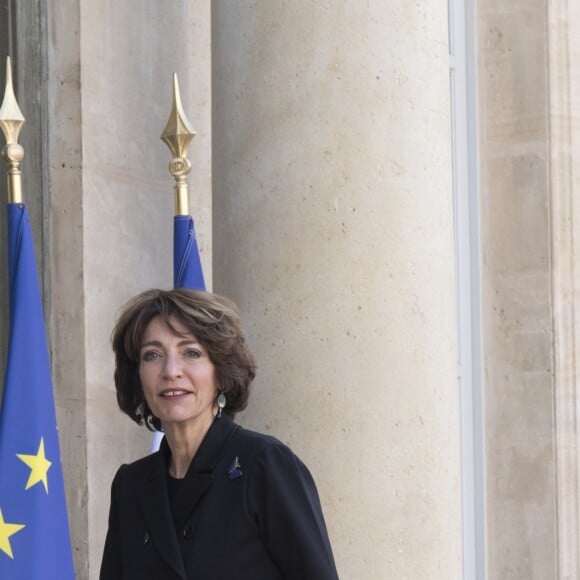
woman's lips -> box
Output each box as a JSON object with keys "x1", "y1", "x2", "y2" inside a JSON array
[{"x1": 160, "y1": 389, "x2": 191, "y2": 398}]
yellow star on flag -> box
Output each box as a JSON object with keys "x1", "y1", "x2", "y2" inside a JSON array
[
  {"x1": 16, "y1": 438, "x2": 52, "y2": 493},
  {"x1": 0, "y1": 507, "x2": 25, "y2": 559}
]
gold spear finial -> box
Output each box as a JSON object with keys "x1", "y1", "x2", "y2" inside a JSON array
[
  {"x1": 0, "y1": 57, "x2": 25, "y2": 203},
  {"x1": 161, "y1": 73, "x2": 196, "y2": 215}
]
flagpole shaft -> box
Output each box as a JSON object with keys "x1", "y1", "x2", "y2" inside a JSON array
[
  {"x1": 169, "y1": 157, "x2": 192, "y2": 216},
  {"x1": 6, "y1": 157, "x2": 24, "y2": 204},
  {"x1": 3, "y1": 142, "x2": 24, "y2": 203},
  {"x1": 175, "y1": 180, "x2": 189, "y2": 216}
]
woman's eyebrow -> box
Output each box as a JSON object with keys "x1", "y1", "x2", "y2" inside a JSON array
[
  {"x1": 140, "y1": 340, "x2": 162, "y2": 348},
  {"x1": 177, "y1": 339, "x2": 201, "y2": 347},
  {"x1": 140, "y1": 339, "x2": 200, "y2": 349}
]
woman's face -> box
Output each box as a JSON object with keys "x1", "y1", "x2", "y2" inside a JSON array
[{"x1": 138, "y1": 315, "x2": 218, "y2": 430}]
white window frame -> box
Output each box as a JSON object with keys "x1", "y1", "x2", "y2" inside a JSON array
[{"x1": 448, "y1": 0, "x2": 486, "y2": 578}]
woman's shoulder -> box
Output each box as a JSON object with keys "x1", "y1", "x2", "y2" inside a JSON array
[
  {"x1": 110, "y1": 448, "x2": 163, "y2": 484},
  {"x1": 232, "y1": 424, "x2": 320, "y2": 500},
  {"x1": 235, "y1": 423, "x2": 290, "y2": 451},
  {"x1": 233, "y1": 423, "x2": 309, "y2": 470}
]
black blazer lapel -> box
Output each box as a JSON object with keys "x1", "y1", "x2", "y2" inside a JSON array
[{"x1": 137, "y1": 451, "x2": 187, "y2": 580}]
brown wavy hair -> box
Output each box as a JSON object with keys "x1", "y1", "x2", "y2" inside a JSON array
[{"x1": 111, "y1": 288, "x2": 256, "y2": 431}]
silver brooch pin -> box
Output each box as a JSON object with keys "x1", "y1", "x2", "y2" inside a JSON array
[{"x1": 227, "y1": 456, "x2": 243, "y2": 480}]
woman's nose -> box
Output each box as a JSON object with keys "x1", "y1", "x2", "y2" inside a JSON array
[{"x1": 162, "y1": 353, "x2": 183, "y2": 378}]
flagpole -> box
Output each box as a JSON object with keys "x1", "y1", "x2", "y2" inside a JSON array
[
  {"x1": 161, "y1": 73, "x2": 196, "y2": 216},
  {"x1": 0, "y1": 57, "x2": 25, "y2": 203}
]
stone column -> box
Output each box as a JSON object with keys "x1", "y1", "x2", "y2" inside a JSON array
[
  {"x1": 477, "y1": 1, "x2": 559, "y2": 578},
  {"x1": 212, "y1": 2, "x2": 462, "y2": 578},
  {"x1": 477, "y1": 0, "x2": 580, "y2": 578}
]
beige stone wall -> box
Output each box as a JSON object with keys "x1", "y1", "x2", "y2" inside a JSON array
[
  {"x1": 45, "y1": 1, "x2": 87, "y2": 573},
  {"x1": 477, "y1": 0, "x2": 559, "y2": 578},
  {"x1": 212, "y1": 2, "x2": 462, "y2": 578}
]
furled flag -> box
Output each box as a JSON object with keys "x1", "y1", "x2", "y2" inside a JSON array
[
  {"x1": 174, "y1": 213, "x2": 205, "y2": 290},
  {"x1": 0, "y1": 203, "x2": 75, "y2": 578}
]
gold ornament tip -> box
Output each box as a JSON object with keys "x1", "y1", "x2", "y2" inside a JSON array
[
  {"x1": 0, "y1": 57, "x2": 25, "y2": 146},
  {"x1": 161, "y1": 73, "x2": 196, "y2": 159},
  {"x1": 171, "y1": 73, "x2": 196, "y2": 136}
]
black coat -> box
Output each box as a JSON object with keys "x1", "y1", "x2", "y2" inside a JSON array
[{"x1": 99, "y1": 414, "x2": 339, "y2": 579}]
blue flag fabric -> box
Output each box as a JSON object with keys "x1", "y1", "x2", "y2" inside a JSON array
[
  {"x1": 174, "y1": 214, "x2": 205, "y2": 290},
  {"x1": 0, "y1": 204, "x2": 75, "y2": 579}
]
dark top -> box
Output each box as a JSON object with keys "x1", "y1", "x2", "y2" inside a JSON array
[
  {"x1": 99, "y1": 414, "x2": 340, "y2": 579},
  {"x1": 165, "y1": 470, "x2": 183, "y2": 504}
]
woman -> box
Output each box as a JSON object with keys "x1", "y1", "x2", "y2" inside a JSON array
[{"x1": 100, "y1": 288, "x2": 339, "y2": 579}]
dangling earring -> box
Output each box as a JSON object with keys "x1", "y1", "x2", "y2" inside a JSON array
[{"x1": 217, "y1": 393, "x2": 226, "y2": 419}]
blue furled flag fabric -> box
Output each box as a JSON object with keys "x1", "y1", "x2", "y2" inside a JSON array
[
  {"x1": 0, "y1": 204, "x2": 75, "y2": 579},
  {"x1": 174, "y1": 214, "x2": 205, "y2": 290}
]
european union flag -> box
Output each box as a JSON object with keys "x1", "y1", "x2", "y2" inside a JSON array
[
  {"x1": 174, "y1": 213, "x2": 205, "y2": 290},
  {"x1": 0, "y1": 204, "x2": 75, "y2": 578}
]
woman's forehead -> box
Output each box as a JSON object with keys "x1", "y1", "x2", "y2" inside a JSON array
[{"x1": 143, "y1": 314, "x2": 198, "y2": 341}]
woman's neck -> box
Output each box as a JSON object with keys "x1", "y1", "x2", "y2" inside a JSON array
[{"x1": 163, "y1": 414, "x2": 214, "y2": 478}]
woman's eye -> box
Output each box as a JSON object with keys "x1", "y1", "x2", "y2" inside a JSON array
[
  {"x1": 185, "y1": 349, "x2": 201, "y2": 359},
  {"x1": 142, "y1": 351, "x2": 161, "y2": 362}
]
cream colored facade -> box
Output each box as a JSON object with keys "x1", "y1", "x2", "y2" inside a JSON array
[{"x1": 1, "y1": 1, "x2": 579, "y2": 579}]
